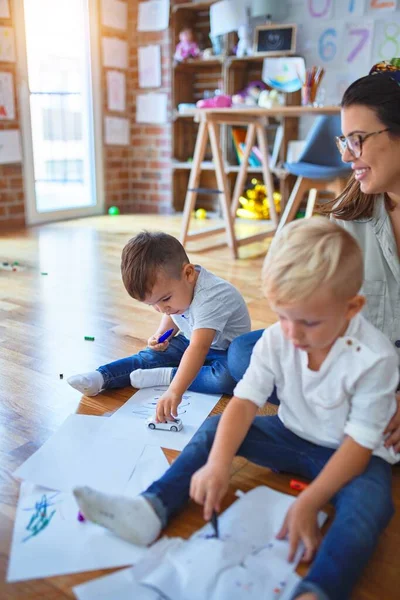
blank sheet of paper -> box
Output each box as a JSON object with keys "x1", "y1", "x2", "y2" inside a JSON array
[{"x1": 13, "y1": 414, "x2": 145, "y2": 493}]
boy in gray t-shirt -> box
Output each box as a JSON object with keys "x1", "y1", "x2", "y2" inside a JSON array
[{"x1": 68, "y1": 232, "x2": 250, "y2": 420}]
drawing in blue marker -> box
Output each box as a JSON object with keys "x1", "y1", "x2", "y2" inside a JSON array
[
  {"x1": 23, "y1": 494, "x2": 56, "y2": 542},
  {"x1": 158, "y1": 328, "x2": 174, "y2": 343}
]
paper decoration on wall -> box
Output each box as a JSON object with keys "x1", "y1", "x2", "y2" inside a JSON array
[
  {"x1": 107, "y1": 70, "x2": 126, "y2": 112},
  {"x1": 138, "y1": 45, "x2": 162, "y2": 88},
  {"x1": 136, "y1": 93, "x2": 168, "y2": 124},
  {"x1": 0, "y1": 72, "x2": 15, "y2": 119},
  {"x1": 137, "y1": 0, "x2": 170, "y2": 32},
  {"x1": 262, "y1": 57, "x2": 306, "y2": 92},
  {"x1": 102, "y1": 36, "x2": 128, "y2": 69},
  {"x1": 0, "y1": 0, "x2": 10, "y2": 18},
  {"x1": 101, "y1": 0, "x2": 128, "y2": 31},
  {"x1": 368, "y1": 0, "x2": 397, "y2": 12},
  {"x1": 0, "y1": 26, "x2": 15, "y2": 62},
  {"x1": 105, "y1": 116, "x2": 130, "y2": 145},
  {"x1": 343, "y1": 20, "x2": 374, "y2": 72},
  {"x1": 0, "y1": 129, "x2": 21, "y2": 163},
  {"x1": 372, "y1": 20, "x2": 400, "y2": 61}
]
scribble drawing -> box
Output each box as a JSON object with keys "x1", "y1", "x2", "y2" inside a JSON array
[
  {"x1": 23, "y1": 493, "x2": 58, "y2": 542},
  {"x1": 131, "y1": 398, "x2": 190, "y2": 419}
]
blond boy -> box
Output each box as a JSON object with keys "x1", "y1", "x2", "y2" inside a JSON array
[{"x1": 74, "y1": 219, "x2": 399, "y2": 600}]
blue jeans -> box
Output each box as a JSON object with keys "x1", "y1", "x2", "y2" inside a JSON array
[
  {"x1": 97, "y1": 334, "x2": 236, "y2": 395},
  {"x1": 227, "y1": 329, "x2": 264, "y2": 382},
  {"x1": 144, "y1": 415, "x2": 394, "y2": 600},
  {"x1": 227, "y1": 329, "x2": 282, "y2": 406}
]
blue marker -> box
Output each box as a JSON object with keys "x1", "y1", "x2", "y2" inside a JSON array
[{"x1": 158, "y1": 328, "x2": 174, "y2": 343}]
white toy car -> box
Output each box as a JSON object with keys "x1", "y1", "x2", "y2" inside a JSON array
[{"x1": 146, "y1": 417, "x2": 183, "y2": 432}]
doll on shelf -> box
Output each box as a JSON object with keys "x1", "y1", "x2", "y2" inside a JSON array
[{"x1": 174, "y1": 28, "x2": 201, "y2": 62}]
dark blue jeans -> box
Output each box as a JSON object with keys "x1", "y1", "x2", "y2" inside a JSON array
[
  {"x1": 227, "y1": 329, "x2": 282, "y2": 405},
  {"x1": 144, "y1": 415, "x2": 394, "y2": 600},
  {"x1": 97, "y1": 334, "x2": 236, "y2": 395}
]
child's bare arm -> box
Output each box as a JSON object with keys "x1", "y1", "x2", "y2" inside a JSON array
[
  {"x1": 148, "y1": 315, "x2": 179, "y2": 351},
  {"x1": 278, "y1": 437, "x2": 372, "y2": 562},
  {"x1": 190, "y1": 396, "x2": 259, "y2": 519},
  {"x1": 156, "y1": 328, "x2": 216, "y2": 420}
]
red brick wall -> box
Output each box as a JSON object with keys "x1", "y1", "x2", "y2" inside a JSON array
[
  {"x1": 127, "y1": 1, "x2": 172, "y2": 215},
  {"x1": 0, "y1": 0, "x2": 174, "y2": 231},
  {"x1": 0, "y1": 4, "x2": 25, "y2": 231}
]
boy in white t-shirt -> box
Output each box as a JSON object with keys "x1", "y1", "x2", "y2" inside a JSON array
[
  {"x1": 74, "y1": 218, "x2": 399, "y2": 600},
  {"x1": 68, "y1": 231, "x2": 250, "y2": 420}
]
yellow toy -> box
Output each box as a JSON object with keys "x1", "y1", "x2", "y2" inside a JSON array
[
  {"x1": 195, "y1": 208, "x2": 207, "y2": 219},
  {"x1": 236, "y1": 179, "x2": 281, "y2": 220}
]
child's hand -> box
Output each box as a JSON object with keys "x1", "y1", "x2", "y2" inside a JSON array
[
  {"x1": 147, "y1": 334, "x2": 169, "y2": 352},
  {"x1": 276, "y1": 495, "x2": 322, "y2": 563},
  {"x1": 190, "y1": 462, "x2": 230, "y2": 520},
  {"x1": 156, "y1": 389, "x2": 182, "y2": 422}
]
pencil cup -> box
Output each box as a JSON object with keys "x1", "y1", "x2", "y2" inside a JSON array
[{"x1": 301, "y1": 85, "x2": 313, "y2": 106}]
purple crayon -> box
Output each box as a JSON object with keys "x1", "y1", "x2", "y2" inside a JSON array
[{"x1": 77, "y1": 510, "x2": 85, "y2": 522}]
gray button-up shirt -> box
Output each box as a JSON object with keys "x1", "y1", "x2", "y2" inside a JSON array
[{"x1": 333, "y1": 195, "x2": 400, "y2": 365}]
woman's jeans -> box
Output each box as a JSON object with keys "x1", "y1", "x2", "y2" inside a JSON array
[
  {"x1": 144, "y1": 415, "x2": 394, "y2": 600},
  {"x1": 227, "y1": 329, "x2": 281, "y2": 405},
  {"x1": 97, "y1": 334, "x2": 236, "y2": 395}
]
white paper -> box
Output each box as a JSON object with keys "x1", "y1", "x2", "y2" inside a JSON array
[
  {"x1": 262, "y1": 57, "x2": 306, "y2": 92},
  {"x1": 137, "y1": 0, "x2": 170, "y2": 32},
  {"x1": 111, "y1": 386, "x2": 221, "y2": 451},
  {"x1": 124, "y1": 445, "x2": 169, "y2": 497},
  {"x1": 0, "y1": 26, "x2": 15, "y2": 62},
  {"x1": 106, "y1": 70, "x2": 126, "y2": 111},
  {"x1": 7, "y1": 485, "x2": 144, "y2": 582},
  {"x1": 136, "y1": 93, "x2": 168, "y2": 124},
  {"x1": 0, "y1": 0, "x2": 10, "y2": 19},
  {"x1": 138, "y1": 45, "x2": 162, "y2": 88},
  {"x1": 0, "y1": 129, "x2": 21, "y2": 163},
  {"x1": 105, "y1": 116, "x2": 130, "y2": 145},
  {"x1": 102, "y1": 36, "x2": 128, "y2": 69},
  {"x1": 8, "y1": 447, "x2": 168, "y2": 582},
  {"x1": 73, "y1": 568, "x2": 161, "y2": 600},
  {"x1": 134, "y1": 487, "x2": 327, "y2": 600},
  {"x1": 101, "y1": 0, "x2": 128, "y2": 31},
  {"x1": 0, "y1": 71, "x2": 14, "y2": 119},
  {"x1": 210, "y1": 0, "x2": 248, "y2": 37},
  {"x1": 13, "y1": 414, "x2": 143, "y2": 493}
]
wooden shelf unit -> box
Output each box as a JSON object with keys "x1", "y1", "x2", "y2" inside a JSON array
[{"x1": 171, "y1": 1, "x2": 300, "y2": 213}]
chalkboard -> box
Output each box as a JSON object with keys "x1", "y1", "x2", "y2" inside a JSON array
[{"x1": 254, "y1": 24, "x2": 297, "y2": 57}]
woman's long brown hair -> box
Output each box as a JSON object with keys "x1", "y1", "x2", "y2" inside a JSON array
[{"x1": 319, "y1": 73, "x2": 400, "y2": 221}]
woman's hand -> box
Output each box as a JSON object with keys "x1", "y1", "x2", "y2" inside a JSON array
[{"x1": 384, "y1": 391, "x2": 400, "y2": 452}]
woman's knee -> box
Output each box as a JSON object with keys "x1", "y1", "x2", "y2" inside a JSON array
[{"x1": 227, "y1": 330, "x2": 264, "y2": 382}]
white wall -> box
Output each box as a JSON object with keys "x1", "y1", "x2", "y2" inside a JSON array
[{"x1": 285, "y1": 0, "x2": 400, "y2": 104}]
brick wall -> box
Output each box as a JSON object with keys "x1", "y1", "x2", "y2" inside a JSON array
[
  {"x1": 0, "y1": 5, "x2": 25, "y2": 231},
  {"x1": 0, "y1": 0, "x2": 174, "y2": 231},
  {"x1": 126, "y1": 1, "x2": 172, "y2": 215}
]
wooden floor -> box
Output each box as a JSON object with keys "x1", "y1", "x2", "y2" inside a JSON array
[{"x1": 0, "y1": 214, "x2": 399, "y2": 599}]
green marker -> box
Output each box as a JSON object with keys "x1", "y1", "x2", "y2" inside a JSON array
[{"x1": 84, "y1": 336, "x2": 95, "y2": 341}]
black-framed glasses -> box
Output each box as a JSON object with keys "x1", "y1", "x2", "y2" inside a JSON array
[{"x1": 335, "y1": 128, "x2": 390, "y2": 159}]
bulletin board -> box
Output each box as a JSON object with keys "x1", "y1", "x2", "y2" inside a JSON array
[{"x1": 282, "y1": 0, "x2": 400, "y2": 104}]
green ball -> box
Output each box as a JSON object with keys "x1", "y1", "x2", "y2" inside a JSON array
[{"x1": 108, "y1": 206, "x2": 120, "y2": 216}]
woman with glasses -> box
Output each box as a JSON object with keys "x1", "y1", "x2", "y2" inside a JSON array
[{"x1": 228, "y1": 59, "x2": 400, "y2": 453}]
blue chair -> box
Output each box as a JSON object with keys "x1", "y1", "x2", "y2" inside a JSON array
[{"x1": 277, "y1": 115, "x2": 351, "y2": 232}]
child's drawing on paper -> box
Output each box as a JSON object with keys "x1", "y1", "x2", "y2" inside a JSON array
[
  {"x1": 130, "y1": 391, "x2": 190, "y2": 419},
  {"x1": 22, "y1": 493, "x2": 59, "y2": 542}
]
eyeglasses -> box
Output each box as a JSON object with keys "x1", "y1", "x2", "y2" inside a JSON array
[{"x1": 335, "y1": 128, "x2": 390, "y2": 159}]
